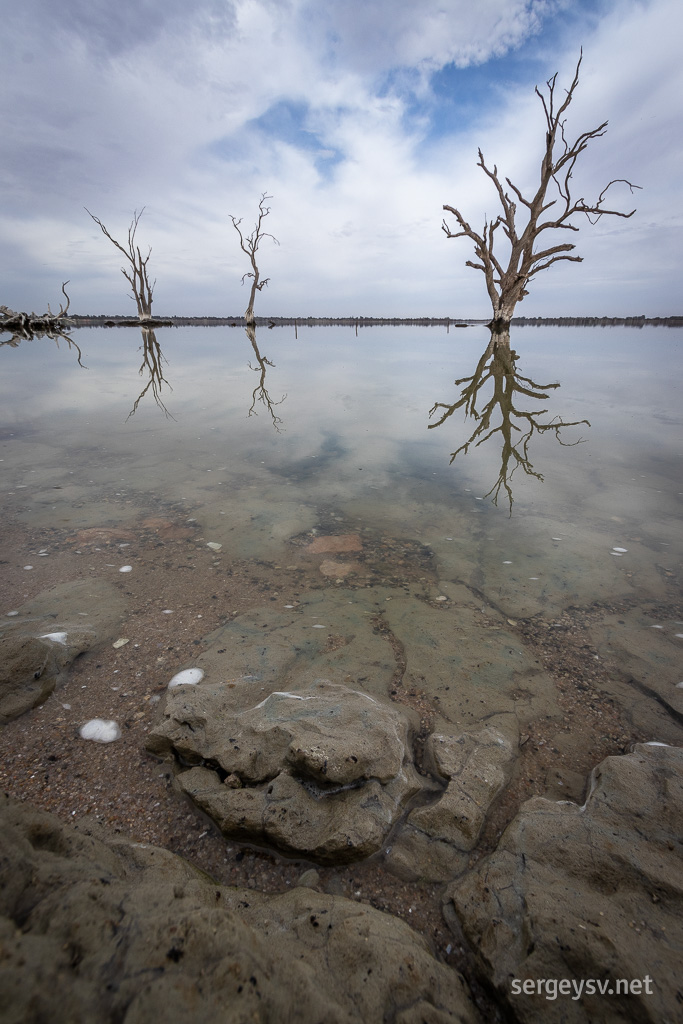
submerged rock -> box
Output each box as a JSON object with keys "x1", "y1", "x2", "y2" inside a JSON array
[
  {"x1": 444, "y1": 743, "x2": 683, "y2": 1023},
  {"x1": 0, "y1": 793, "x2": 481, "y2": 1024},
  {"x1": 147, "y1": 678, "x2": 423, "y2": 862}
]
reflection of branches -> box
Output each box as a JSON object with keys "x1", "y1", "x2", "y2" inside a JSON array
[
  {"x1": 127, "y1": 326, "x2": 174, "y2": 420},
  {"x1": 1, "y1": 284, "x2": 86, "y2": 367},
  {"x1": 245, "y1": 325, "x2": 286, "y2": 431},
  {"x1": 429, "y1": 328, "x2": 589, "y2": 513}
]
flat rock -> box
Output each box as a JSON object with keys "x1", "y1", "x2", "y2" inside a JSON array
[
  {"x1": 319, "y1": 558, "x2": 357, "y2": 578},
  {"x1": 147, "y1": 679, "x2": 423, "y2": 862},
  {"x1": 444, "y1": 743, "x2": 683, "y2": 1023},
  {"x1": 0, "y1": 793, "x2": 481, "y2": 1024}
]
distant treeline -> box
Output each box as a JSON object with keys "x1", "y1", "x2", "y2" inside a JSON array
[{"x1": 68, "y1": 314, "x2": 683, "y2": 328}]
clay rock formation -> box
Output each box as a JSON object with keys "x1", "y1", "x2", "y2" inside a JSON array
[
  {"x1": 444, "y1": 743, "x2": 683, "y2": 1023},
  {"x1": 0, "y1": 793, "x2": 480, "y2": 1024},
  {"x1": 386, "y1": 715, "x2": 518, "y2": 882},
  {"x1": 147, "y1": 679, "x2": 423, "y2": 862},
  {"x1": 0, "y1": 631, "x2": 93, "y2": 724}
]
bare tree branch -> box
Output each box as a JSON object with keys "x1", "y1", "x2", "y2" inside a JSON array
[
  {"x1": 86, "y1": 208, "x2": 155, "y2": 320},
  {"x1": 442, "y1": 52, "x2": 641, "y2": 324},
  {"x1": 230, "y1": 193, "x2": 279, "y2": 326}
]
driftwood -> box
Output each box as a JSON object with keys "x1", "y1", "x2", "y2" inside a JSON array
[
  {"x1": 0, "y1": 283, "x2": 85, "y2": 366},
  {"x1": 1, "y1": 281, "x2": 73, "y2": 339}
]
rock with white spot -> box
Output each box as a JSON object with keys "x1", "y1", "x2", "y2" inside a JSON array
[
  {"x1": 0, "y1": 631, "x2": 94, "y2": 725},
  {"x1": 147, "y1": 679, "x2": 422, "y2": 863}
]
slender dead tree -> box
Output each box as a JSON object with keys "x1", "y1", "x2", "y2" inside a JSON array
[
  {"x1": 442, "y1": 53, "x2": 640, "y2": 328},
  {"x1": 230, "y1": 193, "x2": 279, "y2": 326},
  {"x1": 86, "y1": 208, "x2": 155, "y2": 320}
]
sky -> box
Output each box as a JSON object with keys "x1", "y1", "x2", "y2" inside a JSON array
[{"x1": 1, "y1": 0, "x2": 681, "y2": 318}]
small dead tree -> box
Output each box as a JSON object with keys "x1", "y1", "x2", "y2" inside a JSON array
[
  {"x1": 442, "y1": 53, "x2": 640, "y2": 327},
  {"x1": 86, "y1": 208, "x2": 155, "y2": 320},
  {"x1": 230, "y1": 194, "x2": 279, "y2": 326}
]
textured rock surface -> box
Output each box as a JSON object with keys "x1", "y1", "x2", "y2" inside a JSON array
[
  {"x1": 147, "y1": 679, "x2": 423, "y2": 862},
  {"x1": 412, "y1": 715, "x2": 519, "y2": 850},
  {"x1": 0, "y1": 632, "x2": 93, "y2": 724},
  {"x1": 0, "y1": 579, "x2": 127, "y2": 724},
  {"x1": 444, "y1": 743, "x2": 683, "y2": 1023},
  {"x1": 0, "y1": 793, "x2": 480, "y2": 1024},
  {"x1": 385, "y1": 715, "x2": 518, "y2": 882}
]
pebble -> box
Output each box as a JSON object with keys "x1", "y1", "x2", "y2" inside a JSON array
[
  {"x1": 80, "y1": 719, "x2": 121, "y2": 743},
  {"x1": 119, "y1": 565, "x2": 133, "y2": 573},
  {"x1": 207, "y1": 542, "x2": 222, "y2": 551},
  {"x1": 39, "y1": 632, "x2": 68, "y2": 645},
  {"x1": 168, "y1": 668, "x2": 205, "y2": 687}
]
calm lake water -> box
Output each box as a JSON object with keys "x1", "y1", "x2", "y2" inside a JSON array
[{"x1": 2, "y1": 322, "x2": 682, "y2": 625}]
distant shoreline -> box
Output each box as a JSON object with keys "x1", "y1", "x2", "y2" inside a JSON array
[{"x1": 67, "y1": 314, "x2": 683, "y2": 328}]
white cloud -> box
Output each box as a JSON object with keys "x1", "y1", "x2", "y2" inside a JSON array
[{"x1": 1, "y1": 0, "x2": 681, "y2": 316}]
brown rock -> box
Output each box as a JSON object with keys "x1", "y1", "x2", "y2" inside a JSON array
[{"x1": 319, "y1": 559, "x2": 357, "y2": 578}]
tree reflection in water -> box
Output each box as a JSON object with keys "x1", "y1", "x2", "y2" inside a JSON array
[
  {"x1": 245, "y1": 324, "x2": 287, "y2": 432},
  {"x1": 429, "y1": 327, "x2": 590, "y2": 513},
  {"x1": 128, "y1": 326, "x2": 174, "y2": 420}
]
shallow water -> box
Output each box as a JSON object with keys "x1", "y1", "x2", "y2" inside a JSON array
[
  {"x1": 2, "y1": 321, "x2": 682, "y2": 893},
  {"x1": 2, "y1": 323, "x2": 681, "y2": 569}
]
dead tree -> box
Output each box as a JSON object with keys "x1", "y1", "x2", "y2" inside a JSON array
[
  {"x1": 429, "y1": 327, "x2": 589, "y2": 512},
  {"x1": 230, "y1": 194, "x2": 279, "y2": 326},
  {"x1": 86, "y1": 208, "x2": 155, "y2": 320},
  {"x1": 442, "y1": 53, "x2": 640, "y2": 328}
]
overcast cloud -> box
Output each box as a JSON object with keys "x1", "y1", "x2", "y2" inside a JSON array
[{"x1": 1, "y1": 0, "x2": 681, "y2": 317}]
